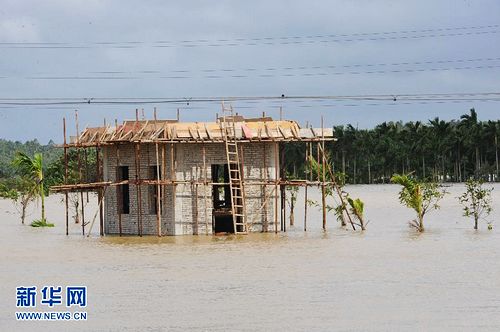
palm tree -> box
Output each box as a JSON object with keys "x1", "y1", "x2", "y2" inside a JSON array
[
  {"x1": 460, "y1": 108, "x2": 480, "y2": 178},
  {"x1": 13, "y1": 152, "x2": 46, "y2": 223}
]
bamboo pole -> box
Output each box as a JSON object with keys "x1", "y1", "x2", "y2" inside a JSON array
[
  {"x1": 321, "y1": 117, "x2": 327, "y2": 231},
  {"x1": 138, "y1": 143, "x2": 143, "y2": 237},
  {"x1": 63, "y1": 117, "x2": 69, "y2": 236},
  {"x1": 75, "y1": 110, "x2": 85, "y2": 235},
  {"x1": 153, "y1": 108, "x2": 161, "y2": 236},
  {"x1": 162, "y1": 143, "x2": 166, "y2": 228},
  {"x1": 116, "y1": 144, "x2": 122, "y2": 236},
  {"x1": 170, "y1": 143, "x2": 176, "y2": 234},
  {"x1": 304, "y1": 142, "x2": 309, "y2": 231},
  {"x1": 263, "y1": 143, "x2": 268, "y2": 232},
  {"x1": 202, "y1": 144, "x2": 208, "y2": 234},
  {"x1": 86, "y1": 187, "x2": 107, "y2": 237},
  {"x1": 84, "y1": 148, "x2": 89, "y2": 203},
  {"x1": 274, "y1": 142, "x2": 279, "y2": 234},
  {"x1": 281, "y1": 144, "x2": 286, "y2": 232},
  {"x1": 96, "y1": 145, "x2": 104, "y2": 236},
  {"x1": 194, "y1": 182, "x2": 198, "y2": 235},
  {"x1": 52, "y1": 178, "x2": 334, "y2": 190}
]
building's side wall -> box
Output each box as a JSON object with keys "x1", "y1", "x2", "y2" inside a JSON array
[
  {"x1": 103, "y1": 142, "x2": 278, "y2": 236},
  {"x1": 103, "y1": 143, "x2": 175, "y2": 235}
]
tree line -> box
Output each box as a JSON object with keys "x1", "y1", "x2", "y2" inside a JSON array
[{"x1": 284, "y1": 109, "x2": 499, "y2": 183}]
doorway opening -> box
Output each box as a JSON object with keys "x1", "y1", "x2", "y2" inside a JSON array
[{"x1": 211, "y1": 164, "x2": 234, "y2": 233}]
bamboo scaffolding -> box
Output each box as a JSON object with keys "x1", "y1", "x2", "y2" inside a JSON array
[
  {"x1": 63, "y1": 118, "x2": 69, "y2": 236},
  {"x1": 75, "y1": 110, "x2": 85, "y2": 235},
  {"x1": 57, "y1": 110, "x2": 337, "y2": 237},
  {"x1": 262, "y1": 143, "x2": 268, "y2": 232},
  {"x1": 116, "y1": 144, "x2": 122, "y2": 236},
  {"x1": 154, "y1": 109, "x2": 162, "y2": 237},
  {"x1": 304, "y1": 142, "x2": 309, "y2": 232},
  {"x1": 202, "y1": 144, "x2": 208, "y2": 234},
  {"x1": 96, "y1": 145, "x2": 104, "y2": 236},
  {"x1": 274, "y1": 142, "x2": 278, "y2": 234},
  {"x1": 86, "y1": 187, "x2": 107, "y2": 237},
  {"x1": 321, "y1": 116, "x2": 327, "y2": 231},
  {"x1": 51, "y1": 179, "x2": 334, "y2": 192}
]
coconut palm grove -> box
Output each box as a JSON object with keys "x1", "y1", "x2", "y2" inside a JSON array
[{"x1": 283, "y1": 108, "x2": 499, "y2": 183}]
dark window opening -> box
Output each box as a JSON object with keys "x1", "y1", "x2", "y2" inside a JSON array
[
  {"x1": 117, "y1": 166, "x2": 130, "y2": 214},
  {"x1": 148, "y1": 166, "x2": 162, "y2": 215}
]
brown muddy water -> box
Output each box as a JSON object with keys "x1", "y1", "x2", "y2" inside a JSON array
[{"x1": 1, "y1": 184, "x2": 500, "y2": 331}]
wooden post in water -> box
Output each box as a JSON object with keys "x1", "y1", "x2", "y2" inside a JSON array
[
  {"x1": 202, "y1": 144, "x2": 208, "y2": 235},
  {"x1": 63, "y1": 118, "x2": 69, "y2": 236},
  {"x1": 321, "y1": 116, "x2": 327, "y2": 231},
  {"x1": 75, "y1": 110, "x2": 85, "y2": 235},
  {"x1": 134, "y1": 143, "x2": 143, "y2": 236},
  {"x1": 304, "y1": 142, "x2": 308, "y2": 232},
  {"x1": 263, "y1": 143, "x2": 268, "y2": 232},
  {"x1": 194, "y1": 181, "x2": 199, "y2": 235},
  {"x1": 116, "y1": 144, "x2": 122, "y2": 236},
  {"x1": 96, "y1": 145, "x2": 104, "y2": 236},
  {"x1": 274, "y1": 142, "x2": 279, "y2": 234},
  {"x1": 154, "y1": 109, "x2": 162, "y2": 237},
  {"x1": 170, "y1": 143, "x2": 176, "y2": 234}
]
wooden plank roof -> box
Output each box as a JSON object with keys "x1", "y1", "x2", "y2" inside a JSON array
[{"x1": 68, "y1": 117, "x2": 335, "y2": 146}]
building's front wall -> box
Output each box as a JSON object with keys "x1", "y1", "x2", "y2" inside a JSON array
[{"x1": 103, "y1": 142, "x2": 278, "y2": 235}]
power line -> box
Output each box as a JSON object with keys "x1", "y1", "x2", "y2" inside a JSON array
[
  {"x1": 0, "y1": 24, "x2": 497, "y2": 49},
  {"x1": 12, "y1": 63, "x2": 500, "y2": 80},
  {"x1": 1, "y1": 92, "x2": 500, "y2": 106},
  {"x1": 11, "y1": 56, "x2": 500, "y2": 78}
]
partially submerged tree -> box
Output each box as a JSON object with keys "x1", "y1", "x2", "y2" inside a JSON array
[
  {"x1": 12, "y1": 152, "x2": 53, "y2": 227},
  {"x1": 0, "y1": 177, "x2": 37, "y2": 224},
  {"x1": 347, "y1": 197, "x2": 366, "y2": 230},
  {"x1": 285, "y1": 185, "x2": 298, "y2": 226},
  {"x1": 458, "y1": 179, "x2": 493, "y2": 230},
  {"x1": 308, "y1": 153, "x2": 365, "y2": 230},
  {"x1": 391, "y1": 174, "x2": 446, "y2": 232}
]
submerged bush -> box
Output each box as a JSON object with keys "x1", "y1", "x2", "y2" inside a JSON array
[
  {"x1": 391, "y1": 174, "x2": 447, "y2": 232},
  {"x1": 31, "y1": 218, "x2": 55, "y2": 228}
]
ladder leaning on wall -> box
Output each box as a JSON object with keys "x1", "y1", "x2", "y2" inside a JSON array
[{"x1": 221, "y1": 103, "x2": 248, "y2": 234}]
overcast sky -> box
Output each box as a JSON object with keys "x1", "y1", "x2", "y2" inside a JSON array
[{"x1": 0, "y1": 0, "x2": 499, "y2": 142}]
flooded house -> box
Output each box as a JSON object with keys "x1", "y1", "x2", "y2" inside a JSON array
[{"x1": 53, "y1": 107, "x2": 334, "y2": 236}]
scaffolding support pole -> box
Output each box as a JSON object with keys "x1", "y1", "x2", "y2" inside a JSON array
[
  {"x1": 63, "y1": 117, "x2": 69, "y2": 236},
  {"x1": 116, "y1": 144, "x2": 122, "y2": 236},
  {"x1": 274, "y1": 142, "x2": 279, "y2": 234}
]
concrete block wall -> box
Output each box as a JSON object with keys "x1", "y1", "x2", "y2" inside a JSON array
[
  {"x1": 102, "y1": 141, "x2": 278, "y2": 236},
  {"x1": 102, "y1": 143, "x2": 175, "y2": 235}
]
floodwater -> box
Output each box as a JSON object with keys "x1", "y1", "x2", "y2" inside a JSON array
[{"x1": 1, "y1": 184, "x2": 500, "y2": 331}]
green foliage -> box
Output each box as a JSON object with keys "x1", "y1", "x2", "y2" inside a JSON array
[
  {"x1": 31, "y1": 218, "x2": 55, "y2": 227},
  {"x1": 13, "y1": 151, "x2": 47, "y2": 222},
  {"x1": 347, "y1": 197, "x2": 364, "y2": 216},
  {"x1": 347, "y1": 196, "x2": 366, "y2": 230},
  {"x1": 0, "y1": 139, "x2": 60, "y2": 179},
  {"x1": 0, "y1": 179, "x2": 20, "y2": 199},
  {"x1": 458, "y1": 179, "x2": 493, "y2": 229},
  {"x1": 391, "y1": 173, "x2": 447, "y2": 231}
]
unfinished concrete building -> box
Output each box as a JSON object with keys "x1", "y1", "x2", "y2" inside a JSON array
[{"x1": 53, "y1": 107, "x2": 335, "y2": 236}]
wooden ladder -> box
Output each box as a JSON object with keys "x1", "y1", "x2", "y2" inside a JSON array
[{"x1": 221, "y1": 104, "x2": 248, "y2": 234}]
